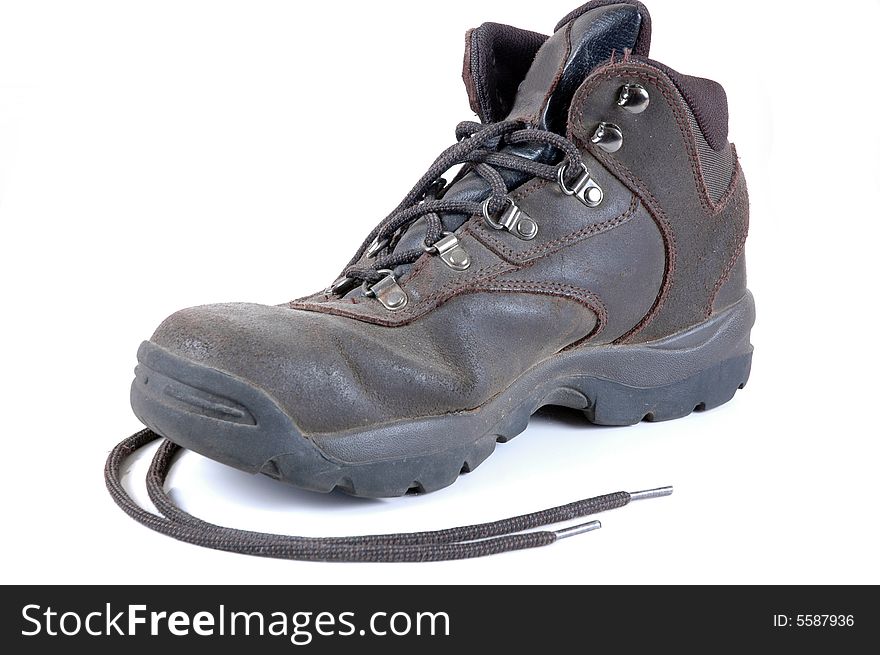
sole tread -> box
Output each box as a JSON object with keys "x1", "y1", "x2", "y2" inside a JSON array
[{"x1": 262, "y1": 353, "x2": 752, "y2": 497}]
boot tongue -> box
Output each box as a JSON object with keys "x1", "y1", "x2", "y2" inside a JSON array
[{"x1": 507, "y1": 1, "x2": 647, "y2": 133}]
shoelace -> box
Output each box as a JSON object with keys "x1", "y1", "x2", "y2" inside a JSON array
[
  {"x1": 339, "y1": 120, "x2": 585, "y2": 287},
  {"x1": 106, "y1": 429, "x2": 672, "y2": 563}
]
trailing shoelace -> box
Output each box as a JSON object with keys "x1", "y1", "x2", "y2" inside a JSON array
[
  {"x1": 340, "y1": 120, "x2": 585, "y2": 287},
  {"x1": 106, "y1": 429, "x2": 671, "y2": 563}
]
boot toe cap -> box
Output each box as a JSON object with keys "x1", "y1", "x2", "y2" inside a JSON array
[{"x1": 148, "y1": 302, "x2": 393, "y2": 435}]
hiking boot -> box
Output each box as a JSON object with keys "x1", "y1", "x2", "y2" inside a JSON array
[{"x1": 131, "y1": 0, "x2": 754, "y2": 498}]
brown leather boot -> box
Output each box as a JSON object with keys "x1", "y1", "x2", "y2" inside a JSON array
[{"x1": 130, "y1": 0, "x2": 753, "y2": 497}]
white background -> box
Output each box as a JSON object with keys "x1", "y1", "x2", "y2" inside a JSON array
[{"x1": 1, "y1": 0, "x2": 878, "y2": 584}]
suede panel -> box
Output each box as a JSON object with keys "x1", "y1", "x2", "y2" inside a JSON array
[
  {"x1": 712, "y1": 253, "x2": 747, "y2": 313},
  {"x1": 570, "y1": 60, "x2": 749, "y2": 342}
]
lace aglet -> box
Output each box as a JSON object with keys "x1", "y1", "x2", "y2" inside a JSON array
[
  {"x1": 628, "y1": 486, "x2": 674, "y2": 501},
  {"x1": 554, "y1": 520, "x2": 602, "y2": 540}
]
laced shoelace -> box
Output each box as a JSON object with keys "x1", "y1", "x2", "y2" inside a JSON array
[
  {"x1": 106, "y1": 429, "x2": 672, "y2": 562},
  {"x1": 341, "y1": 120, "x2": 585, "y2": 286}
]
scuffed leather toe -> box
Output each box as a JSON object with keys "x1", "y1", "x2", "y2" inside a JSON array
[{"x1": 150, "y1": 293, "x2": 595, "y2": 435}]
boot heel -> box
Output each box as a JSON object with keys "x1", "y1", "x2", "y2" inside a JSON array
[
  {"x1": 582, "y1": 352, "x2": 752, "y2": 426},
  {"x1": 559, "y1": 290, "x2": 755, "y2": 426}
]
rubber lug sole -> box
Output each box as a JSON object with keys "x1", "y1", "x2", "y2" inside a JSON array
[{"x1": 131, "y1": 292, "x2": 755, "y2": 498}]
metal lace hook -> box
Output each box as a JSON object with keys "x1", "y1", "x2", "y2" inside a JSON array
[
  {"x1": 557, "y1": 161, "x2": 604, "y2": 208},
  {"x1": 481, "y1": 196, "x2": 539, "y2": 241},
  {"x1": 423, "y1": 231, "x2": 471, "y2": 271}
]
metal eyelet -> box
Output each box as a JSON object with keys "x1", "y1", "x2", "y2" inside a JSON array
[
  {"x1": 481, "y1": 197, "x2": 538, "y2": 241},
  {"x1": 423, "y1": 232, "x2": 471, "y2": 271},
  {"x1": 362, "y1": 270, "x2": 408, "y2": 311},
  {"x1": 617, "y1": 83, "x2": 650, "y2": 114},
  {"x1": 557, "y1": 162, "x2": 604, "y2": 208},
  {"x1": 591, "y1": 122, "x2": 624, "y2": 153}
]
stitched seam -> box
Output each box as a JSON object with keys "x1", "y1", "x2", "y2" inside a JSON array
[
  {"x1": 401, "y1": 218, "x2": 481, "y2": 288},
  {"x1": 458, "y1": 280, "x2": 607, "y2": 341},
  {"x1": 571, "y1": 63, "x2": 738, "y2": 215},
  {"x1": 289, "y1": 259, "x2": 517, "y2": 327},
  {"x1": 470, "y1": 194, "x2": 639, "y2": 264},
  {"x1": 407, "y1": 261, "x2": 513, "y2": 310},
  {"x1": 578, "y1": 65, "x2": 725, "y2": 213},
  {"x1": 473, "y1": 30, "x2": 494, "y2": 122},
  {"x1": 712, "y1": 144, "x2": 741, "y2": 211},
  {"x1": 304, "y1": 190, "x2": 638, "y2": 326},
  {"x1": 579, "y1": 141, "x2": 677, "y2": 344},
  {"x1": 707, "y1": 166, "x2": 749, "y2": 316}
]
